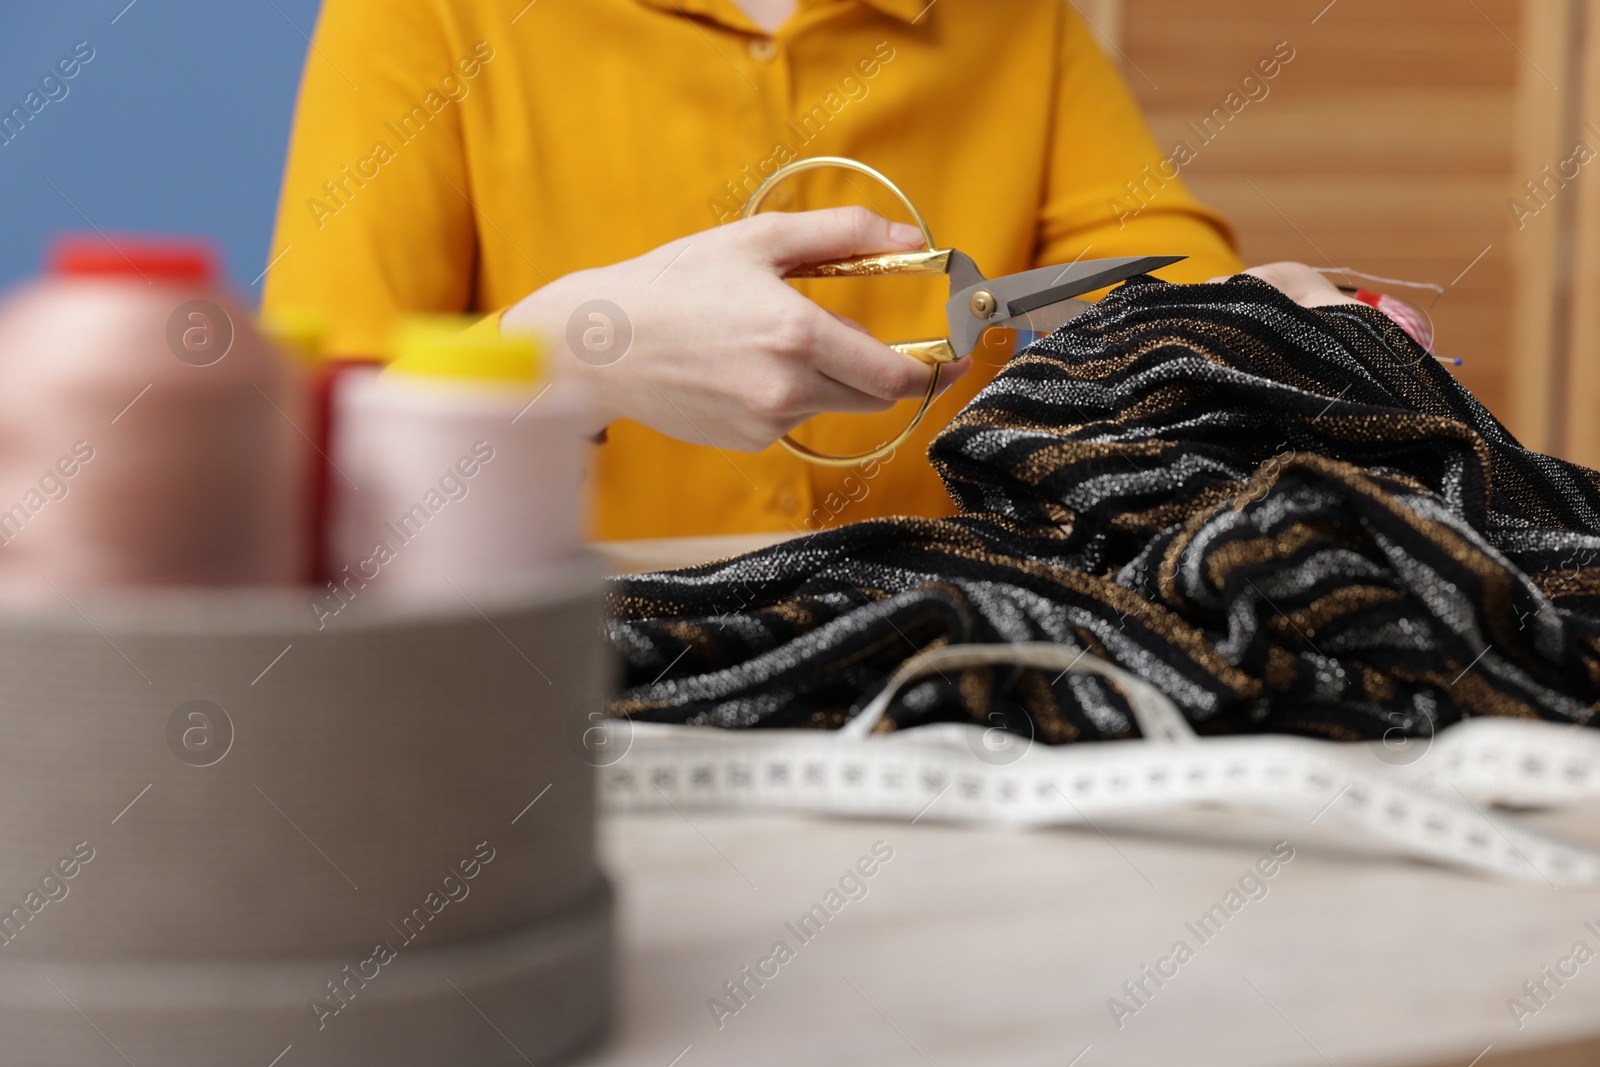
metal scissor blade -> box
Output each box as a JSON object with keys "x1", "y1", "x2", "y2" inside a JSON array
[
  {"x1": 946, "y1": 254, "x2": 1185, "y2": 359},
  {"x1": 990, "y1": 254, "x2": 1186, "y2": 317},
  {"x1": 991, "y1": 297, "x2": 1094, "y2": 335}
]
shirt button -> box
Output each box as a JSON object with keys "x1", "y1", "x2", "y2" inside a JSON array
[
  {"x1": 748, "y1": 37, "x2": 777, "y2": 62},
  {"x1": 776, "y1": 488, "x2": 800, "y2": 514}
]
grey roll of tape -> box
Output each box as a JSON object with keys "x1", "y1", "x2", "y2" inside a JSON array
[
  {"x1": 0, "y1": 562, "x2": 613, "y2": 1066},
  {"x1": 603, "y1": 643, "x2": 1600, "y2": 888}
]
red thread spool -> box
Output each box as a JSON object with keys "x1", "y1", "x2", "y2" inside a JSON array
[{"x1": 0, "y1": 234, "x2": 309, "y2": 594}]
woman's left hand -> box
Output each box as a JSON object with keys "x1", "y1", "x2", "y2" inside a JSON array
[{"x1": 1208, "y1": 262, "x2": 1365, "y2": 309}]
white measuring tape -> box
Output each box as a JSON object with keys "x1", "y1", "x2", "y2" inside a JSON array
[{"x1": 600, "y1": 644, "x2": 1600, "y2": 887}]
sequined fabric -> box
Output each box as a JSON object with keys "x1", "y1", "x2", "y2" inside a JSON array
[{"x1": 605, "y1": 275, "x2": 1600, "y2": 743}]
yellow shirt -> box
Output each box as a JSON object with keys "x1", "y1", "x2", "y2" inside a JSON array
[{"x1": 264, "y1": 0, "x2": 1241, "y2": 540}]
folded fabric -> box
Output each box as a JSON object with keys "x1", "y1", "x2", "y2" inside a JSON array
[{"x1": 605, "y1": 275, "x2": 1600, "y2": 745}]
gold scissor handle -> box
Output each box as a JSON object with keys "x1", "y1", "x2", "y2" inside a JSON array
[
  {"x1": 741, "y1": 156, "x2": 949, "y2": 467},
  {"x1": 786, "y1": 248, "x2": 954, "y2": 278},
  {"x1": 892, "y1": 338, "x2": 960, "y2": 364}
]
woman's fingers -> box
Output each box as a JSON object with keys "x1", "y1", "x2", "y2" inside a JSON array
[
  {"x1": 796, "y1": 308, "x2": 971, "y2": 417},
  {"x1": 1232, "y1": 262, "x2": 1364, "y2": 308},
  {"x1": 744, "y1": 206, "x2": 925, "y2": 273},
  {"x1": 934, "y1": 358, "x2": 971, "y2": 395},
  {"x1": 806, "y1": 310, "x2": 945, "y2": 403}
]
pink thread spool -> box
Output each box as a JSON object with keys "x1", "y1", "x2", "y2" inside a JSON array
[
  {"x1": 325, "y1": 318, "x2": 590, "y2": 611},
  {"x1": 0, "y1": 236, "x2": 309, "y2": 595}
]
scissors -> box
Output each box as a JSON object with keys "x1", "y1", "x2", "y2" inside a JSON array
[{"x1": 742, "y1": 156, "x2": 1185, "y2": 467}]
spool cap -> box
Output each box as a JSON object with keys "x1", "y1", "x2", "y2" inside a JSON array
[
  {"x1": 48, "y1": 234, "x2": 218, "y2": 285},
  {"x1": 260, "y1": 306, "x2": 327, "y2": 367},
  {"x1": 387, "y1": 315, "x2": 544, "y2": 384}
]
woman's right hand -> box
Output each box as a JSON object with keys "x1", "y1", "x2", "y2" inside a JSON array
[{"x1": 500, "y1": 207, "x2": 968, "y2": 450}]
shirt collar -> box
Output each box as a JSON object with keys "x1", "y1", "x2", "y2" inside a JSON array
[
  {"x1": 632, "y1": 0, "x2": 929, "y2": 29},
  {"x1": 847, "y1": 0, "x2": 928, "y2": 22}
]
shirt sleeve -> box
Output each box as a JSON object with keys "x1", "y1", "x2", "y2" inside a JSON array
[
  {"x1": 262, "y1": 0, "x2": 481, "y2": 358},
  {"x1": 1034, "y1": 7, "x2": 1243, "y2": 284}
]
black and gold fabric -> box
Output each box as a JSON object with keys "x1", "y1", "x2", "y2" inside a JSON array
[{"x1": 605, "y1": 275, "x2": 1600, "y2": 744}]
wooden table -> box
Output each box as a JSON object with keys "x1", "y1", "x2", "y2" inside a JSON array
[
  {"x1": 577, "y1": 536, "x2": 1600, "y2": 1067},
  {"x1": 592, "y1": 533, "x2": 795, "y2": 576}
]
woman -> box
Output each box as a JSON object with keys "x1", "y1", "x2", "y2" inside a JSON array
[{"x1": 264, "y1": 0, "x2": 1241, "y2": 539}]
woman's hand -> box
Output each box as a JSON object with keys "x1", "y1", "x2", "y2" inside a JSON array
[
  {"x1": 1208, "y1": 261, "x2": 1365, "y2": 309},
  {"x1": 501, "y1": 207, "x2": 969, "y2": 450}
]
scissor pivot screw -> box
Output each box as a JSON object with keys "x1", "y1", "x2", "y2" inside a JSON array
[{"x1": 969, "y1": 290, "x2": 997, "y2": 317}]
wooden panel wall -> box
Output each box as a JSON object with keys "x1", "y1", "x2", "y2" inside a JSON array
[
  {"x1": 1531, "y1": 0, "x2": 1600, "y2": 466},
  {"x1": 1109, "y1": 0, "x2": 1521, "y2": 435},
  {"x1": 1565, "y1": 2, "x2": 1600, "y2": 466}
]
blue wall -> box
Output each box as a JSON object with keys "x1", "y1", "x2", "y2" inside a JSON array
[{"x1": 0, "y1": 0, "x2": 319, "y2": 300}]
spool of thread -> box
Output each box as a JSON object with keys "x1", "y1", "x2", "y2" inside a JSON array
[
  {"x1": 0, "y1": 235, "x2": 308, "y2": 595},
  {"x1": 1352, "y1": 287, "x2": 1437, "y2": 354},
  {"x1": 262, "y1": 306, "x2": 333, "y2": 585},
  {"x1": 326, "y1": 317, "x2": 591, "y2": 602},
  {"x1": 260, "y1": 306, "x2": 388, "y2": 586},
  {"x1": 259, "y1": 305, "x2": 326, "y2": 370}
]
